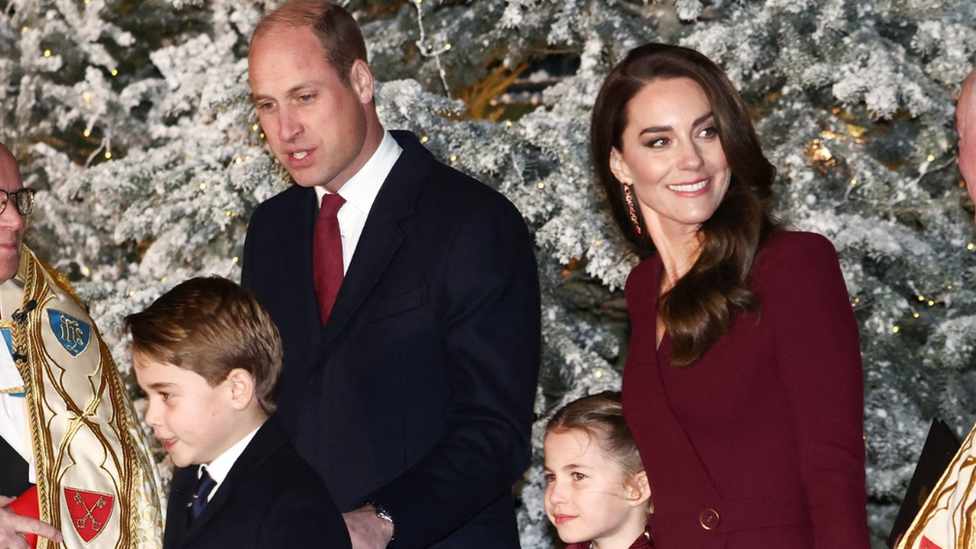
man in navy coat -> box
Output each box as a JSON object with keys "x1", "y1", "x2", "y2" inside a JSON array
[{"x1": 242, "y1": 2, "x2": 541, "y2": 548}]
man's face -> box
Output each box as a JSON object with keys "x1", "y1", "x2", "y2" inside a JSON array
[
  {"x1": 0, "y1": 152, "x2": 26, "y2": 283},
  {"x1": 248, "y1": 26, "x2": 373, "y2": 192},
  {"x1": 957, "y1": 80, "x2": 976, "y2": 214}
]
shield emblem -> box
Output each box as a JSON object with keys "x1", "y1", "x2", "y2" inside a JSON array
[
  {"x1": 64, "y1": 488, "x2": 114, "y2": 543},
  {"x1": 47, "y1": 310, "x2": 91, "y2": 357}
]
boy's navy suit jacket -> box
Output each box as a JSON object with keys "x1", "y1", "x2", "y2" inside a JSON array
[{"x1": 162, "y1": 416, "x2": 351, "y2": 549}]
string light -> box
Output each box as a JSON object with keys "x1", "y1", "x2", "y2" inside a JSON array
[
  {"x1": 593, "y1": 369, "x2": 603, "y2": 378},
  {"x1": 913, "y1": 313, "x2": 920, "y2": 318},
  {"x1": 537, "y1": 182, "x2": 546, "y2": 189},
  {"x1": 128, "y1": 290, "x2": 135, "y2": 297},
  {"x1": 43, "y1": 50, "x2": 51, "y2": 58},
  {"x1": 21, "y1": 27, "x2": 28, "y2": 33},
  {"x1": 918, "y1": 295, "x2": 924, "y2": 301},
  {"x1": 233, "y1": 257, "x2": 239, "y2": 263},
  {"x1": 420, "y1": 136, "x2": 429, "y2": 143},
  {"x1": 892, "y1": 326, "x2": 900, "y2": 333},
  {"x1": 161, "y1": 276, "x2": 167, "y2": 283},
  {"x1": 928, "y1": 300, "x2": 935, "y2": 306},
  {"x1": 449, "y1": 154, "x2": 457, "y2": 162},
  {"x1": 850, "y1": 178, "x2": 857, "y2": 186},
  {"x1": 199, "y1": 182, "x2": 207, "y2": 190},
  {"x1": 80, "y1": 267, "x2": 90, "y2": 277},
  {"x1": 110, "y1": 69, "x2": 118, "y2": 76},
  {"x1": 104, "y1": 151, "x2": 112, "y2": 159},
  {"x1": 83, "y1": 130, "x2": 91, "y2": 137},
  {"x1": 505, "y1": 121, "x2": 513, "y2": 127},
  {"x1": 594, "y1": 240, "x2": 602, "y2": 247},
  {"x1": 259, "y1": 133, "x2": 265, "y2": 139},
  {"x1": 927, "y1": 154, "x2": 935, "y2": 162},
  {"x1": 444, "y1": 43, "x2": 452, "y2": 51}
]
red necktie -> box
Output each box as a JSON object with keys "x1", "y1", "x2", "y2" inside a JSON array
[{"x1": 313, "y1": 194, "x2": 345, "y2": 325}]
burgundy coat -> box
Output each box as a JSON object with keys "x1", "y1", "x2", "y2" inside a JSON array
[{"x1": 622, "y1": 231, "x2": 870, "y2": 549}]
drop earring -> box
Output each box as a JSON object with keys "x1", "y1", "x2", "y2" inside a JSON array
[{"x1": 624, "y1": 184, "x2": 642, "y2": 235}]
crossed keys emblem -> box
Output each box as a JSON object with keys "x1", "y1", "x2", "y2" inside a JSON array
[
  {"x1": 64, "y1": 487, "x2": 115, "y2": 543},
  {"x1": 73, "y1": 492, "x2": 107, "y2": 531}
]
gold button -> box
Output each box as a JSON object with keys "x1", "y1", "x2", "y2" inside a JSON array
[{"x1": 700, "y1": 508, "x2": 720, "y2": 530}]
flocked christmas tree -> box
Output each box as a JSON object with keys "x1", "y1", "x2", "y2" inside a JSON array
[{"x1": 0, "y1": 0, "x2": 975, "y2": 545}]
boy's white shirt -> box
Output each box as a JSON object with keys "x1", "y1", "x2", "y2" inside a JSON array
[{"x1": 198, "y1": 424, "x2": 262, "y2": 501}]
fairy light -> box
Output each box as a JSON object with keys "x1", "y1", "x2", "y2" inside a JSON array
[
  {"x1": 110, "y1": 69, "x2": 118, "y2": 76},
  {"x1": 892, "y1": 326, "x2": 900, "y2": 334},
  {"x1": 537, "y1": 182, "x2": 546, "y2": 189},
  {"x1": 850, "y1": 178, "x2": 857, "y2": 186},
  {"x1": 233, "y1": 256, "x2": 239, "y2": 263},
  {"x1": 505, "y1": 121, "x2": 513, "y2": 127},
  {"x1": 83, "y1": 130, "x2": 91, "y2": 137},
  {"x1": 104, "y1": 151, "x2": 112, "y2": 159},
  {"x1": 928, "y1": 300, "x2": 935, "y2": 307},
  {"x1": 421, "y1": 136, "x2": 429, "y2": 143},
  {"x1": 43, "y1": 50, "x2": 51, "y2": 58},
  {"x1": 593, "y1": 369, "x2": 603, "y2": 378},
  {"x1": 918, "y1": 295, "x2": 925, "y2": 301},
  {"x1": 199, "y1": 182, "x2": 207, "y2": 190},
  {"x1": 913, "y1": 313, "x2": 920, "y2": 318},
  {"x1": 252, "y1": 124, "x2": 259, "y2": 131},
  {"x1": 449, "y1": 154, "x2": 457, "y2": 162},
  {"x1": 968, "y1": 243, "x2": 975, "y2": 251},
  {"x1": 927, "y1": 154, "x2": 935, "y2": 162},
  {"x1": 444, "y1": 43, "x2": 452, "y2": 51},
  {"x1": 80, "y1": 266, "x2": 90, "y2": 277}
]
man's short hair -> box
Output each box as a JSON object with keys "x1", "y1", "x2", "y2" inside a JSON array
[
  {"x1": 124, "y1": 276, "x2": 283, "y2": 415},
  {"x1": 251, "y1": 0, "x2": 368, "y2": 87}
]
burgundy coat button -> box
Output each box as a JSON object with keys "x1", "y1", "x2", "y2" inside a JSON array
[{"x1": 700, "y1": 508, "x2": 720, "y2": 530}]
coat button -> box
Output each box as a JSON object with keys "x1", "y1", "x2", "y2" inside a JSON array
[{"x1": 700, "y1": 508, "x2": 720, "y2": 530}]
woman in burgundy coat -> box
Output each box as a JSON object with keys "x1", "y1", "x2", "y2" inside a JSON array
[{"x1": 590, "y1": 43, "x2": 870, "y2": 549}]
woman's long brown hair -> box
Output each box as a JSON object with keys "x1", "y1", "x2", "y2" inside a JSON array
[{"x1": 591, "y1": 43, "x2": 777, "y2": 366}]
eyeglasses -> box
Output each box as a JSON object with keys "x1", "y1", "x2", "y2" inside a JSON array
[{"x1": 0, "y1": 188, "x2": 35, "y2": 216}]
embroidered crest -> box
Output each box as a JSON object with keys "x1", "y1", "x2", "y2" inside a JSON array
[
  {"x1": 920, "y1": 537, "x2": 943, "y2": 549},
  {"x1": 47, "y1": 309, "x2": 90, "y2": 356},
  {"x1": 64, "y1": 488, "x2": 114, "y2": 543}
]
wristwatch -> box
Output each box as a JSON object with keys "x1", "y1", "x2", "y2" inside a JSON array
[{"x1": 366, "y1": 501, "x2": 395, "y2": 544}]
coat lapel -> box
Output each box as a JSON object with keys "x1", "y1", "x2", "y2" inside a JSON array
[{"x1": 311, "y1": 131, "x2": 433, "y2": 366}]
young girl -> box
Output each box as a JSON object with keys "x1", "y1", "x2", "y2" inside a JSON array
[{"x1": 544, "y1": 391, "x2": 652, "y2": 549}]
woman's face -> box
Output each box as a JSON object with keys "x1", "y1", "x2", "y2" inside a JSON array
[{"x1": 610, "y1": 77, "x2": 731, "y2": 241}]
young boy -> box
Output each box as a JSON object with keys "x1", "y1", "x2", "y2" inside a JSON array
[{"x1": 125, "y1": 276, "x2": 351, "y2": 549}]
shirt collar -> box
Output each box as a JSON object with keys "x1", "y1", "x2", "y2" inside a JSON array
[
  {"x1": 314, "y1": 130, "x2": 402, "y2": 212},
  {"x1": 200, "y1": 424, "x2": 262, "y2": 485}
]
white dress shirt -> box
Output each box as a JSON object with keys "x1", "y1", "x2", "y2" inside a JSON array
[
  {"x1": 314, "y1": 131, "x2": 403, "y2": 273},
  {"x1": 0, "y1": 278, "x2": 34, "y2": 484},
  {"x1": 198, "y1": 424, "x2": 261, "y2": 502}
]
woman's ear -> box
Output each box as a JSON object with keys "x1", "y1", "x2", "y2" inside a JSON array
[
  {"x1": 627, "y1": 471, "x2": 652, "y2": 511},
  {"x1": 610, "y1": 148, "x2": 633, "y2": 185}
]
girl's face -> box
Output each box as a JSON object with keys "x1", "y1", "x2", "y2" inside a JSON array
[
  {"x1": 610, "y1": 77, "x2": 731, "y2": 242},
  {"x1": 543, "y1": 430, "x2": 649, "y2": 548}
]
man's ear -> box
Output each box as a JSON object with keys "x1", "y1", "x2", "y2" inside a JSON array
[
  {"x1": 226, "y1": 368, "x2": 256, "y2": 411},
  {"x1": 349, "y1": 59, "x2": 375, "y2": 105},
  {"x1": 627, "y1": 471, "x2": 652, "y2": 511},
  {"x1": 610, "y1": 148, "x2": 633, "y2": 185}
]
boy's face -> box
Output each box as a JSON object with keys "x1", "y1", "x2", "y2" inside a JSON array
[{"x1": 133, "y1": 352, "x2": 239, "y2": 468}]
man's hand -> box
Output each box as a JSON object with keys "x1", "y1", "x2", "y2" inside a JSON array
[
  {"x1": 342, "y1": 505, "x2": 393, "y2": 549},
  {"x1": 0, "y1": 495, "x2": 62, "y2": 549}
]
